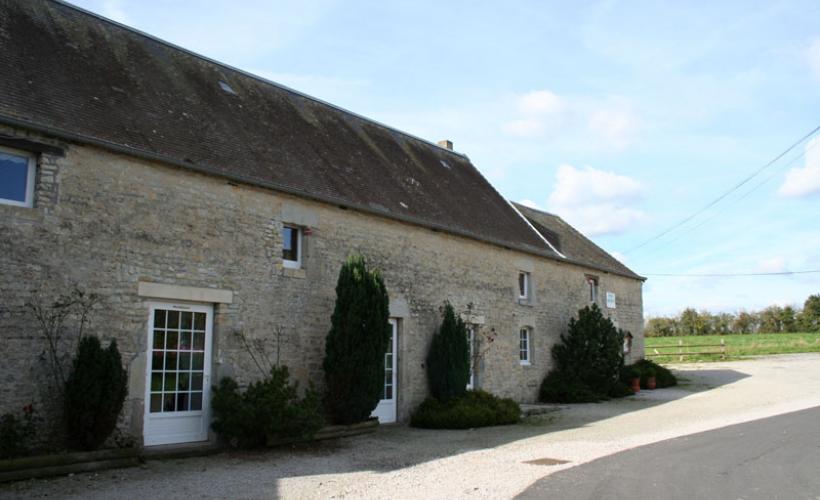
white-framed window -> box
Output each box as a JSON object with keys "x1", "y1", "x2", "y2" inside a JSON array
[
  {"x1": 586, "y1": 275, "x2": 599, "y2": 303},
  {"x1": 519, "y1": 327, "x2": 531, "y2": 365},
  {"x1": 0, "y1": 146, "x2": 36, "y2": 207},
  {"x1": 606, "y1": 291, "x2": 617, "y2": 309},
  {"x1": 518, "y1": 271, "x2": 530, "y2": 300},
  {"x1": 466, "y1": 326, "x2": 475, "y2": 390},
  {"x1": 282, "y1": 224, "x2": 302, "y2": 268}
]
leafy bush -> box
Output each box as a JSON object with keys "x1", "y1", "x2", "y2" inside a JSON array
[
  {"x1": 323, "y1": 254, "x2": 391, "y2": 424},
  {"x1": 64, "y1": 336, "x2": 128, "y2": 450},
  {"x1": 632, "y1": 359, "x2": 677, "y2": 388},
  {"x1": 410, "y1": 390, "x2": 520, "y2": 429},
  {"x1": 0, "y1": 404, "x2": 39, "y2": 459},
  {"x1": 539, "y1": 305, "x2": 627, "y2": 403},
  {"x1": 426, "y1": 303, "x2": 470, "y2": 402},
  {"x1": 211, "y1": 365, "x2": 324, "y2": 448},
  {"x1": 539, "y1": 371, "x2": 602, "y2": 403}
]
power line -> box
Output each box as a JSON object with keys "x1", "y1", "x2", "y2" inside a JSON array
[
  {"x1": 644, "y1": 269, "x2": 820, "y2": 277},
  {"x1": 635, "y1": 140, "x2": 819, "y2": 257},
  {"x1": 625, "y1": 124, "x2": 820, "y2": 255}
]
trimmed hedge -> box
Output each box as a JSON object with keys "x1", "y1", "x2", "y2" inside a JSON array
[{"x1": 410, "y1": 390, "x2": 520, "y2": 429}]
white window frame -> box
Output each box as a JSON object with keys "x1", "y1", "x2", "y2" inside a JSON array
[
  {"x1": 518, "y1": 271, "x2": 530, "y2": 300},
  {"x1": 282, "y1": 224, "x2": 302, "y2": 269},
  {"x1": 586, "y1": 275, "x2": 598, "y2": 303},
  {"x1": 0, "y1": 146, "x2": 36, "y2": 208},
  {"x1": 466, "y1": 326, "x2": 475, "y2": 390},
  {"x1": 519, "y1": 327, "x2": 531, "y2": 365}
]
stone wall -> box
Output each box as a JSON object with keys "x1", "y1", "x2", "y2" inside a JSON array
[{"x1": 0, "y1": 125, "x2": 644, "y2": 442}]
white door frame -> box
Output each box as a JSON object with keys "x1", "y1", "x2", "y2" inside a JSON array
[
  {"x1": 371, "y1": 319, "x2": 398, "y2": 423},
  {"x1": 143, "y1": 302, "x2": 213, "y2": 446}
]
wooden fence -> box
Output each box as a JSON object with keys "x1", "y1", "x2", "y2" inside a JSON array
[{"x1": 644, "y1": 339, "x2": 727, "y2": 361}]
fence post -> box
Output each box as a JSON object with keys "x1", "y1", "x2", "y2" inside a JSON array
[
  {"x1": 679, "y1": 339, "x2": 683, "y2": 362},
  {"x1": 720, "y1": 338, "x2": 725, "y2": 359}
]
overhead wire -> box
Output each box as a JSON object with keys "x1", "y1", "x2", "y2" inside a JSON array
[{"x1": 624, "y1": 124, "x2": 820, "y2": 255}]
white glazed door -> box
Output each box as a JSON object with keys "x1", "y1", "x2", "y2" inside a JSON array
[
  {"x1": 144, "y1": 303, "x2": 213, "y2": 446},
  {"x1": 371, "y1": 319, "x2": 397, "y2": 423}
]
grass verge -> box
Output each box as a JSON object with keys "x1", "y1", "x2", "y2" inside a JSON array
[{"x1": 644, "y1": 332, "x2": 820, "y2": 363}]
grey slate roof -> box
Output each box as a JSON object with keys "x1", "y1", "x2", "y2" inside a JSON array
[
  {"x1": 0, "y1": 0, "x2": 552, "y2": 257},
  {"x1": 513, "y1": 203, "x2": 644, "y2": 280},
  {"x1": 0, "y1": 1, "x2": 641, "y2": 281}
]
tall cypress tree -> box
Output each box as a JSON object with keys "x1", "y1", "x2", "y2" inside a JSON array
[
  {"x1": 426, "y1": 303, "x2": 470, "y2": 401},
  {"x1": 323, "y1": 254, "x2": 391, "y2": 424},
  {"x1": 64, "y1": 336, "x2": 128, "y2": 450}
]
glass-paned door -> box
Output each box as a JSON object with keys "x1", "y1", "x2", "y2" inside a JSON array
[
  {"x1": 144, "y1": 303, "x2": 212, "y2": 446},
  {"x1": 371, "y1": 319, "x2": 398, "y2": 423}
]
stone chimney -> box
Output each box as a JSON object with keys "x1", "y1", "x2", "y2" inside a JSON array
[{"x1": 437, "y1": 139, "x2": 453, "y2": 151}]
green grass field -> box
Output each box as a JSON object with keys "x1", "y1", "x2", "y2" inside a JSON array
[{"x1": 644, "y1": 332, "x2": 820, "y2": 363}]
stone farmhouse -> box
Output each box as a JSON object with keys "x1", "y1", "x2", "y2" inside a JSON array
[{"x1": 0, "y1": 0, "x2": 644, "y2": 447}]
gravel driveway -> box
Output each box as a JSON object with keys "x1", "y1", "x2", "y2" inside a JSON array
[{"x1": 3, "y1": 353, "x2": 820, "y2": 500}]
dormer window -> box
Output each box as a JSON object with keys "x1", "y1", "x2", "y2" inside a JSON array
[
  {"x1": 0, "y1": 147, "x2": 35, "y2": 207},
  {"x1": 282, "y1": 225, "x2": 302, "y2": 269}
]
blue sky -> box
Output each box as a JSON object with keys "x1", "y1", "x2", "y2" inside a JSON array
[{"x1": 71, "y1": 0, "x2": 820, "y2": 317}]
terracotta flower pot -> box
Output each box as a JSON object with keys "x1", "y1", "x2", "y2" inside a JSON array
[
  {"x1": 630, "y1": 377, "x2": 640, "y2": 393},
  {"x1": 646, "y1": 376, "x2": 657, "y2": 390}
]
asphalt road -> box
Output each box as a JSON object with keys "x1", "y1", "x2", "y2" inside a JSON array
[{"x1": 518, "y1": 405, "x2": 820, "y2": 500}]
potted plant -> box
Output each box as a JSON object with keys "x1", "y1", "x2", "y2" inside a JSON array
[
  {"x1": 644, "y1": 366, "x2": 657, "y2": 390},
  {"x1": 621, "y1": 365, "x2": 641, "y2": 393}
]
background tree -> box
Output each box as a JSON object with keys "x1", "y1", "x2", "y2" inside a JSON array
[
  {"x1": 758, "y1": 305, "x2": 783, "y2": 333},
  {"x1": 322, "y1": 254, "x2": 390, "y2": 424},
  {"x1": 426, "y1": 303, "x2": 470, "y2": 401},
  {"x1": 798, "y1": 294, "x2": 820, "y2": 332}
]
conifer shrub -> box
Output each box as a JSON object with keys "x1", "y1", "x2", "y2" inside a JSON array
[
  {"x1": 539, "y1": 305, "x2": 626, "y2": 403},
  {"x1": 63, "y1": 336, "x2": 128, "y2": 450},
  {"x1": 323, "y1": 254, "x2": 391, "y2": 424},
  {"x1": 410, "y1": 390, "x2": 520, "y2": 429},
  {"x1": 210, "y1": 365, "x2": 323, "y2": 448},
  {"x1": 426, "y1": 303, "x2": 470, "y2": 402}
]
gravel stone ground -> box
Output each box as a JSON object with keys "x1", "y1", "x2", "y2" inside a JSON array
[{"x1": 3, "y1": 353, "x2": 820, "y2": 500}]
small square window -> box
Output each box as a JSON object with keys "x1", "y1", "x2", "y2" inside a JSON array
[
  {"x1": 0, "y1": 147, "x2": 35, "y2": 207},
  {"x1": 282, "y1": 224, "x2": 302, "y2": 268},
  {"x1": 518, "y1": 271, "x2": 530, "y2": 300},
  {"x1": 586, "y1": 275, "x2": 599, "y2": 303},
  {"x1": 519, "y1": 327, "x2": 531, "y2": 365}
]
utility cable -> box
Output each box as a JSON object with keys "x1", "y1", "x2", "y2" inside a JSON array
[{"x1": 625, "y1": 124, "x2": 820, "y2": 255}]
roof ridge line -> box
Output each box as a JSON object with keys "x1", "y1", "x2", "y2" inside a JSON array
[{"x1": 51, "y1": 0, "x2": 468, "y2": 159}]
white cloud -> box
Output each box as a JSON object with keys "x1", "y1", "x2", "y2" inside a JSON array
[
  {"x1": 548, "y1": 164, "x2": 643, "y2": 206},
  {"x1": 546, "y1": 164, "x2": 646, "y2": 236},
  {"x1": 778, "y1": 136, "x2": 820, "y2": 197},
  {"x1": 588, "y1": 107, "x2": 639, "y2": 150},
  {"x1": 756, "y1": 257, "x2": 787, "y2": 273},
  {"x1": 808, "y1": 38, "x2": 820, "y2": 81},
  {"x1": 518, "y1": 199, "x2": 542, "y2": 210},
  {"x1": 501, "y1": 119, "x2": 545, "y2": 137},
  {"x1": 517, "y1": 90, "x2": 562, "y2": 115},
  {"x1": 501, "y1": 89, "x2": 563, "y2": 137},
  {"x1": 101, "y1": 0, "x2": 128, "y2": 22}
]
